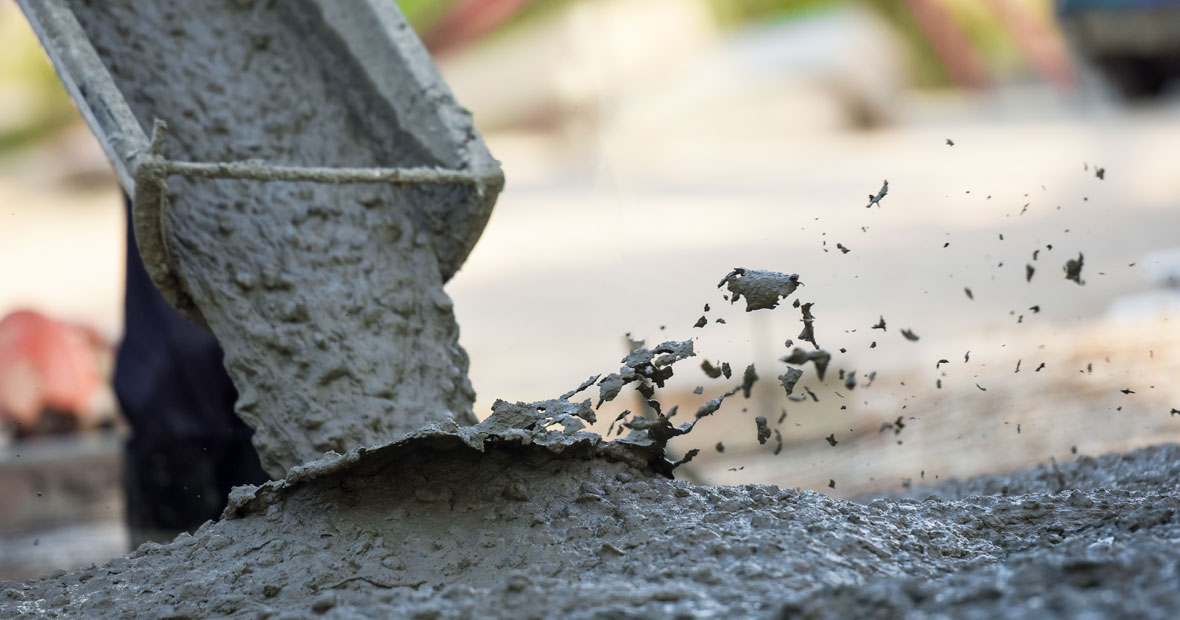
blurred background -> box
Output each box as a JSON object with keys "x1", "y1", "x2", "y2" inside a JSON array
[{"x1": 2, "y1": 0, "x2": 1180, "y2": 579}]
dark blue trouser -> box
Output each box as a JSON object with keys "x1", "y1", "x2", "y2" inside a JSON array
[{"x1": 114, "y1": 197, "x2": 267, "y2": 543}]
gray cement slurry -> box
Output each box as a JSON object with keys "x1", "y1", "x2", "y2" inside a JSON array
[
  {"x1": 3, "y1": 419, "x2": 1178, "y2": 619},
  {"x1": 5, "y1": 290, "x2": 1180, "y2": 620},
  {"x1": 718, "y1": 269, "x2": 802, "y2": 312},
  {"x1": 64, "y1": 0, "x2": 483, "y2": 477},
  {"x1": 18, "y1": 3, "x2": 1178, "y2": 615}
]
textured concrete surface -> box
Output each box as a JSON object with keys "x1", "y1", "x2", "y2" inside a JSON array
[{"x1": 2, "y1": 414, "x2": 1178, "y2": 618}]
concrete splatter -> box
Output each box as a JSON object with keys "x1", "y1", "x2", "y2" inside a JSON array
[
  {"x1": 717, "y1": 268, "x2": 802, "y2": 311},
  {"x1": 865, "y1": 180, "x2": 889, "y2": 208},
  {"x1": 1065, "y1": 253, "x2": 1086, "y2": 285}
]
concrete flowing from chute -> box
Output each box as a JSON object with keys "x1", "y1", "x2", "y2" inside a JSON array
[
  {"x1": 20, "y1": 0, "x2": 502, "y2": 477},
  {"x1": 4, "y1": 262, "x2": 1180, "y2": 618},
  {"x1": 6, "y1": 1, "x2": 1180, "y2": 617}
]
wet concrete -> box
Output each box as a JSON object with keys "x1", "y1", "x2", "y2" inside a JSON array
[
  {"x1": 58, "y1": 0, "x2": 495, "y2": 477},
  {"x1": 11, "y1": 2, "x2": 1180, "y2": 618},
  {"x1": 2, "y1": 420, "x2": 1177, "y2": 618}
]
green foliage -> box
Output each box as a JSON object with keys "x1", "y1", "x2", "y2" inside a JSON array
[
  {"x1": 860, "y1": 0, "x2": 952, "y2": 88},
  {"x1": 941, "y1": 0, "x2": 1024, "y2": 75},
  {"x1": 394, "y1": 0, "x2": 457, "y2": 33},
  {"x1": 0, "y1": 15, "x2": 79, "y2": 155},
  {"x1": 704, "y1": 0, "x2": 1031, "y2": 89},
  {"x1": 701, "y1": 0, "x2": 951, "y2": 86},
  {"x1": 706, "y1": 0, "x2": 849, "y2": 27}
]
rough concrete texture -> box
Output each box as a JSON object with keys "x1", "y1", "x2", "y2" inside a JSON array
[
  {"x1": 63, "y1": 0, "x2": 487, "y2": 476},
  {"x1": 780, "y1": 348, "x2": 831, "y2": 381},
  {"x1": 3, "y1": 415, "x2": 1178, "y2": 619},
  {"x1": 789, "y1": 444, "x2": 1180, "y2": 619},
  {"x1": 718, "y1": 268, "x2": 802, "y2": 311},
  {"x1": 16, "y1": 3, "x2": 1180, "y2": 618}
]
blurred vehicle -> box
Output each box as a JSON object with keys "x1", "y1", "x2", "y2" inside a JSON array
[
  {"x1": 0, "y1": 309, "x2": 115, "y2": 438},
  {"x1": 1057, "y1": 0, "x2": 1180, "y2": 98}
]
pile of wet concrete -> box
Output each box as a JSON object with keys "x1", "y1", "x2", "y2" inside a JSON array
[
  {"x1": 2, "y1": 415, "x2": 1177, "y2": 619},
  {"x1": 10, "y1": 2, "x2": 1178, "y2": 616}
]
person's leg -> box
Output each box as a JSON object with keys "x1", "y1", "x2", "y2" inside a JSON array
[{"x1": 115, "y1": 196, "x2": 268, "y2": 546}]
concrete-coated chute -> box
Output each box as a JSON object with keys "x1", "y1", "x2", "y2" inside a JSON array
[{"x1": 17, "y1": 0, "x2": 503, "y2": 476}]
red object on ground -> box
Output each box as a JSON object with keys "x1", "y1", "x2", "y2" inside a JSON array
[{"x1": 0, "y1": 310, "x2": 107, "y2": 431}]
